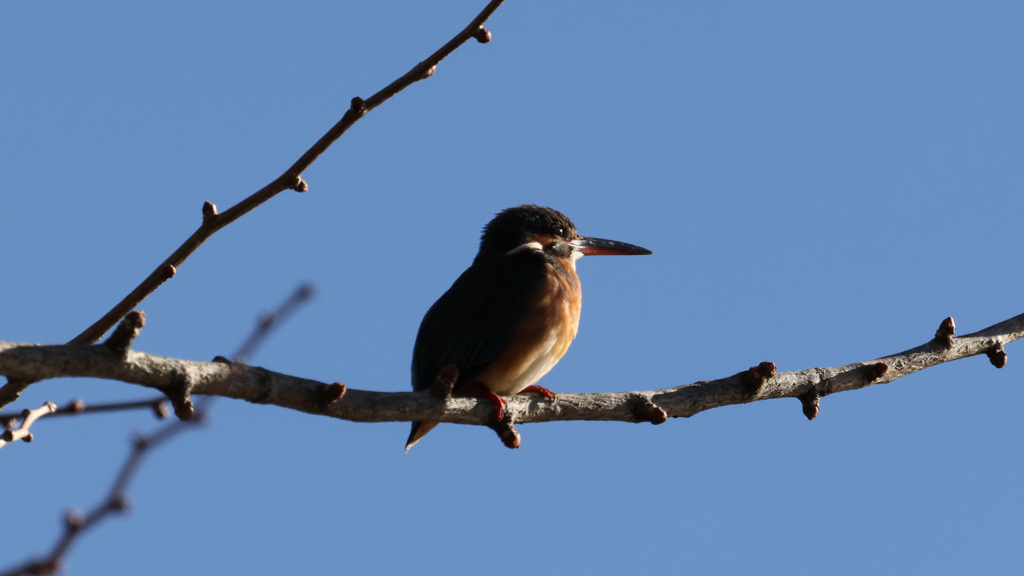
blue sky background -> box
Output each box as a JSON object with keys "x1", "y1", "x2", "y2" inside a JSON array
[{"x1": 2, "y1": 1, "x2": 1023, "y2": 574}]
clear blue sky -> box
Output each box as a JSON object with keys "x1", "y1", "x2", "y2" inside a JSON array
[{"x1": 3, "y1": 1, "x2": 1023, "y2": 574}]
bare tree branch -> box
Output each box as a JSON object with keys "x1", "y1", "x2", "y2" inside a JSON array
[
  {"x1": 0, "y1": 281, "x2": 316, "y2": 448},
  {"x1": 2, "y1": 313, "x2": 1019, "y2": 447},
  {"x1": 232, "y1": 282, "x2": 316, "y2": 364},
  {"x1": 0, "y1": 283, "x2": 318, "y2": 572},
  {"x1": 67, "y1": 1, "x2": 504, "y2": 348},
  {"x1": 0, "y1": 402, "x2": 56, "y2": 449},
  {"x1": 0, "y1": 398, "x2": 169, "y2": 432},
  {"x1": 0, "y1": 0, "x2": 507, "y2": 410},
  {"x1": 0, "y1": 312, "x2": 170, "y2": 451},
  {"x1": 0, "y1": 416, "x2": 202, "y2": 576}
]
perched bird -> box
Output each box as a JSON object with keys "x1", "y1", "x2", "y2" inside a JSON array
[{"x1": 406, "y1": 205, "x2": 652, "y2": 450}]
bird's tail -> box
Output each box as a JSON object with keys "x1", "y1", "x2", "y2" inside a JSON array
[{"x1": 405, "y1": 420, "x2": 439, "y2": 452}]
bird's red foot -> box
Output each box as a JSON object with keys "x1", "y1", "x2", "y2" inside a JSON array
[
  {"x1": 480, "y1": 388, "x2": 508, "y2": 422},
  {"x1": 520, "y1": 385, "x2": 556, "y2": 403},
  {"x1": 464, "y1": 383, "x2": 508, "y2": 422}
]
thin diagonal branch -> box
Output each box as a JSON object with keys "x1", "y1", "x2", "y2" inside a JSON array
[
  {"x1": 68, "y1": 0, "x2": 505, "y2": 347},
  {"x1": 233, "y1": 283, "x2": 316, "y2": 364},
  {"x1": 0, "y1": 0, "x2": 506, "y2": 411},
  {"x1": 2, "y1": 313, "x2": 1020, "y2": 446},
  {"x1": 0, "y1": 416, "x2": 201, "y2": 576}
]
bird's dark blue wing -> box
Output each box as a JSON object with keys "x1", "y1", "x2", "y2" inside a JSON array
[{"x1": 411, "y1": 250, "x2": 547, "y2": 392}]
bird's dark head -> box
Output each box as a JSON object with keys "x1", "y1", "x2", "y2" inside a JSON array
[
  {"x1": 475, "y1": 205, "x2": 652, "y2": 263},
  {"x1": 477, "y1": 205, "x2": 577, "y2": 260}
]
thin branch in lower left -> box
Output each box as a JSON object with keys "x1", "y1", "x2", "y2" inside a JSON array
[
  {"x1": 0, "y1": 415, "x2": 202, "y2": 576},
  {"x1": 0, "y1": 282, "x2": 318, "y2": 573}
]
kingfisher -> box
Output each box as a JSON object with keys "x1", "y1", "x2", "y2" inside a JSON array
[{"x1": 406, "y1": 205, "x2": 652, "y2": 450}]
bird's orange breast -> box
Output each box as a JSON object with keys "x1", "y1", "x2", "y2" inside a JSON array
[{"x1": 474, "y1": 256, "x2": 582, "y2": 396}]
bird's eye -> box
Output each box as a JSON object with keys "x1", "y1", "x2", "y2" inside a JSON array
[{"x1": 556, "y1": 226, "x2": 565, "y2": 237}]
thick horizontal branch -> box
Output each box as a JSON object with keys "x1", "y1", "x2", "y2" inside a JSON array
[{"x1": 2, "y1": 313, "x2": 1020, "y2": 429}]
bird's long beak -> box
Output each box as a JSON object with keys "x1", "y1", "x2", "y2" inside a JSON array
[{"x1": 571, "y1": 236, "x2": 653, "y2": 256}]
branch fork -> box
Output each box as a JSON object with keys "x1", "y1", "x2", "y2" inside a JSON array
[{"x1": 0, "y1": 401, "x2": 57, "y2": 448}]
